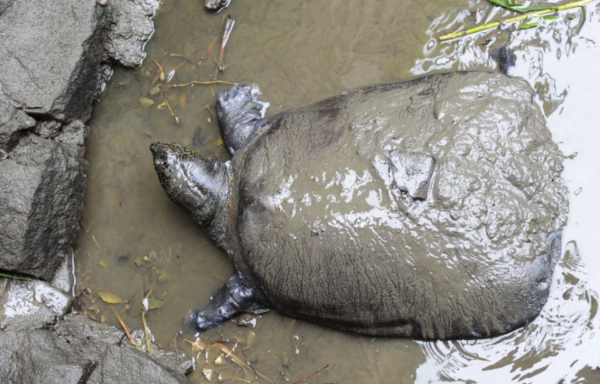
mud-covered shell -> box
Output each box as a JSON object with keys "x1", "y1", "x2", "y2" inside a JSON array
[{"x1": 230, "y1": 72, "x2": 568, "y2": 339}]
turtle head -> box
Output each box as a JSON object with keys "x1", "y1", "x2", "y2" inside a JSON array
[{"x1": 150, "y1": 142, "x2": 232, "y2": 244}]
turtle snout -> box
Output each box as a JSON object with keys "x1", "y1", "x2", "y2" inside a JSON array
[
  {"x1": 150, "y1": 142, "x2": 181, "y2": 171},
  {"x1": 192, "y1": 310, "x2": 218, "y2": 331}
]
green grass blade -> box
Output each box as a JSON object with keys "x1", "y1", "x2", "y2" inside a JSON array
[
  {"x1": 0, "y1": 272, "x2": 32, "y2": 281},
  {"x1": 518, "y1": 22, "x2": 539, "y2": 29}
]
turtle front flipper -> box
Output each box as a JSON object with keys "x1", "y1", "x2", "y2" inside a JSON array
[
  {"x1": 192, "y1": 273, "x2": 270, "y2": 330},
  {"x1": 216, "y1": 85, "x2": 269, "y2": 155}
]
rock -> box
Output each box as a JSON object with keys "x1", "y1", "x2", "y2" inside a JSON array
[
  {"x1": 0, "y1": 0, "x2": 180, "y2": 382},
  {"x1": 0, "y1": 278, "x2": 73, "y2": 331},
  {"x1": 0, "y1": 329, "x2": 94, "y2": 384},
  {"x1": 205, "y1": 0, "x2": 232, "y2": 13},
  {"x1": 0, "y1": 0, "x2": 159, "y2": 285},
  {"x1": 50, "y1": 251, "x2": 75, "y2": 295},
  {"x1": 0, "y1": 315, "x2": 191, "y2": 383},
  {"x1": 89, "y1": 346, "x2": 190, "y2": 384},
  {"x1": 0, "y1": 95, "x2": 36, "y2": 152},
  {"x1": 0, "y1": 135, "x2": 86, "y2": 280},
  {"x1": 106, "y1": 0, "x2": 160, "y2": 67},
  {"x1": 0, "y1": 0, "x2": 112, "y2": 122},
  {"x1": 130, "y1": 329, "x2": 194, "y2": 376}
]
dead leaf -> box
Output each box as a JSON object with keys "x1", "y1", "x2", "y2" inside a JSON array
[
  {"x1": 98, "y1": 292, "x2": 124, "y2": 304},
  {"x1": 142, "y1": 297, "x2": 164, "y2": 311},
  {"x1": 139, "y1": 97, "x2": 154, "y2": 108}
]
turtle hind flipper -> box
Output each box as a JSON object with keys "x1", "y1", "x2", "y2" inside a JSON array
[
  {"x1": 216, "y1": 85, "x2": 269, "y2": 156},
  {"x1": 192, "y1": 273, "x2": 269, "y2": 330}
]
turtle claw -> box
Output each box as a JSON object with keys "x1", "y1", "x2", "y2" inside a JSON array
[{"x1": 191, "y1": 273, "x2": 269, "y2": 330}]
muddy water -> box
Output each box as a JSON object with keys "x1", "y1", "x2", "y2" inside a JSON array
[{"x1": 76, "y1": 0, "x2": 600, "y2": 382}]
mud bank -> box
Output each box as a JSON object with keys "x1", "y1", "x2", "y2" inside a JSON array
[{"x1": 0, "y1": 0, "x2": 193, "y2": 382}]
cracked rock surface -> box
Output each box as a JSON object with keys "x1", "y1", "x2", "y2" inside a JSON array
[
  {"x1": 0, "y1": 0, "x2": 193, "y2": 382},
  {"x1": 0, "y1": 315, "x2": 192, "y2": 384},
  {"x1": 0, "y1": 0, "x2": 158, "y2": 281}
]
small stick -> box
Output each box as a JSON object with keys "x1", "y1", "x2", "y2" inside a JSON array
[
  {"x1": 92, "y1": 234, "x2": 102, "y2": 250},
  {"x1": 292, "y1": 364, "x2": 330, "y2": 384},
  {"x1": 173, "y1": 332, "x2": 181, "y2": 364},
  {"x1": 209, "y1": 342, "x2": 274, "y2": 383},
  {"x1": 163, "y1": 80, "x2": 238, "y2": 88},
  {"x1": 202, "y1": 105, "x2": 217, "y2": 119},
  {"x1": 439, "y1": 0, "x2": 595, "y2": 41},
  {"x1": 153, "y1": 60, "x2": 166, "y2": 81},
  {"x1": 213, "y1": 15, "x2": 236, "y2": 80},
  {"x1": 143, "y1": 60, "x2": 166, "y2": 97},
  {"x1": 160, "y1": 92, "x2": 180, "y2": 125},
  {"x1": 141, "y1": 311, "x2": 153, "y2": 353},
  {"x1": 110, "y1": 306, "x2": 137, "y2": 346}
]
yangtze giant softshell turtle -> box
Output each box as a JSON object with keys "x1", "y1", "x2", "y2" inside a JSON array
[{"x1": 150, "y1": 72, "x2": 568, "y2": 340}]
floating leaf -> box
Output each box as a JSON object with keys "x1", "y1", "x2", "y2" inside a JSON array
[
  {"x1": 150, "y1": 85, "x2": 161, "y2": 96},
  {"x1": 142, "y1": 297, "x2": 164, "y2": 311},
  {"x1": 139, "y1": 97, "x2": 154, "y2": 108},
  {"x1": 215, "y1": 137, "x2": 224, "y2": 146},
  {"x1": 246, "y1": 331, "x2": 257, "y2": 348},
  {"x1": 148, "y1": 250, "x2": 158, "y2": 261},
  {"x1": 99, "y1": 258, "x2": 110, "y2": 267},
  {"x1": 518, "y1": 22, "x2": 539, "y2": 29},
  {"x1": 98, "y1": 292, "x2": 124, "y2": 304}
]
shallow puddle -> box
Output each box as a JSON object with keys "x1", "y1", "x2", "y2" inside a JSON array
[{"x1": 76, "y1": 0, "x2": 600, "y2": 382}]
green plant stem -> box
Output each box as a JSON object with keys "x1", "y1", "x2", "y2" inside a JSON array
[
  {"x1": 0, "y1": 272, "x2": 31, "y2": 281},
  {"x1": 439, "y1": 0, "x2": 595, "y2": 41}
]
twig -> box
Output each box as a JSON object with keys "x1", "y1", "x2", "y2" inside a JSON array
[
  {"x1": 173, "y1": 332, "x2": 181, "y2": 364},
  {"x1": 92, "y1": 234, "x2": 102, "y2": 250},
  {"x1": 141, "y1": 311, "x2": 153, "y2": 353},
  {"x1": 160, "y1": 92, "x2": 180, "y2": 125},
  {"x1": 213, "y1": 15, "x2": 236, "y2": 80},
  {"x1": 110, "y1": 306, "x2": 137, "y2": 346},
  {"x1": 153, "y1": 60, "x2": 166, "y2": 81},
  {"x1": 292, "y1": 364, "x2": 330, "y2": 384},
  {"x1": 439, "y1": 0, "x2": 595, "y2": 41},
  {"x1": 202, "y1": 105, "x2": 217, "y2": 119},
  {"x1": 162, "y1": 80, "x2": 238, "y2": 88},
  {"x1": 209, "y1": 342, "x2": 274, "y2": 383}
]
